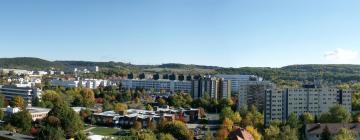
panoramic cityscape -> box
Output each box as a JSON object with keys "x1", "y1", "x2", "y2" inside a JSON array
[{"x1": 1, "y1": 0, "x2": 360, "y2": 140}]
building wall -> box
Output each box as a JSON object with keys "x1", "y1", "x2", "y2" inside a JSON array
[
  {"x1": 121, "y1": 79, "x2": 192, "y2": 93},
  {"x1": 265, "y1": 87, "x2": 352, "y2": 125},
  {"x1": 0, "y1": 86, "x2": 42, "y2": 106},
  {"x1": 237, "y1": 81, "x2": 273, "y2": 110}
]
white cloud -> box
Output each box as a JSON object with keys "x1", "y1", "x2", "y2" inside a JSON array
[{"x1": 324, "y1": 48, "x2": 359, "y2": 63}]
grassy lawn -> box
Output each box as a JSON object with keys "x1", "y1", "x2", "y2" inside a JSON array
[{"x1": 90, "y1": 127, "x2": 119, "y2": 136}]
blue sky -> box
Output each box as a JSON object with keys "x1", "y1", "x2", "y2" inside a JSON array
[{"x1": 0, "y1": 0, "x2": 360, "y2": 67}]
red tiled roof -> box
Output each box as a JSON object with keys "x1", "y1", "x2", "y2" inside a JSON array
[{"x1": 229, "y1": 127, "x2": 254, "y2": 140}]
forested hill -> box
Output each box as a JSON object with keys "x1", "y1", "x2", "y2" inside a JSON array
[
  {"x1": 216, "y1": 64, "x2": 360, "y2": 83},
  {"x1": 0, "y1": 57, "x2": 359, "y2": 83},
  {"x1": 0, "y1": 57, "x2": 63, "y2": 70}
]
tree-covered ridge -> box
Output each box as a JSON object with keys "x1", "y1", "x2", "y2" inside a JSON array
[
  {"x1": 1, "y1": 57, "x2": 360, "y2": 83},
  {"x1": 216, "y1": 65, "x2": 360, "y2": 83},
  {"x1": 0, "y1": 57, "x2": 64, "y2": 70}
]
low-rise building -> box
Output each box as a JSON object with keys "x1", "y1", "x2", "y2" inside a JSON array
[
  {"x1": 4, "y1": 106, "x2": 50, "y2": 121},
  {"x1": 27, "y1": 107, "x2": 51, "y2": 121},
  {"x1": 93, "y1": 106, "x2": 199, "y2": 128},
  {"x1": 305, "y1": 123, "x2": 360, "y2": 140}
]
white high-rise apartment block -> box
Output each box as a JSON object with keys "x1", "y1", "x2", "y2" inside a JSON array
[{"x1": 264, "y1": 85, "x2": 352, "y2": 125}]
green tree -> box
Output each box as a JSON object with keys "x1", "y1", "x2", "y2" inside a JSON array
[
  {"x1": 320, "y1": 105, "x2": 351, "y2": 123},
  {"x1": 103, "y1": 100, "x2": 113, "y2": 111},
  {"x1": 10, "y1": 96, "x2": 25, "y2": 109},
  {"x1": 160, "y1": 120, "x2": 194, "y2": 140},
  {"x1": 320, "y1": 126, "x2": 331, "y2": 140},
  {"x1": 169, "y1": 93, "x2": 192, "y2": 108},
  {"x1": 203, "y1": 128, "x2": 212, "y2": 140},
  {"x1": 265, "y1": 125, "x2": 280, "y2": 140},
  {"x1": 145, "y1": 104, "x2": 153, "y2": 111},
  {"x1": 334, "y1": 128, "x2": 356, "y2": 140},
  {"x1": 218, "y1": 98, "x2": 234, "y2": 110},
  {"x1": 137, "y1": 130, "x2": 157, "y2": 140},
  {"x1": 220, "y1": 107, "x2": 241, "y2": 124},
  {"x1": 280, "y1": 125, "x2": 298, "y2": 140},
  {"x1": 300, "y1": 112, "x2": 315, "y2": 124},
  {"x1": 242, "y1": 105, "x2": 263, "y2": 129},
  {"x1": 46, "y1": 103, "x2": 84, "y2": 138},
  {"x1": 9, "y1": 110, "x2": 32, "y2": 134},
  {"x1": 36, "y1": 124, "x2": 65, "y2": 140},
  {"x1": 0, "y1": 95, "x2": 5, "y2": 107},
  {"x1": 157, "y1": 98, "x2": 167, "y2": 106},
  {"x1": 158, "y1": 133, "x2": 176, "y2": 140},
  {"x1": 287, "y1": 113, "x2": 300, "y2": 129},
  {"x1": 80, "y1": 88, "x2": 96, "y2": 107},
  {"x1": 114, "y1": 103, "x2": 128, "y2": 114},
  {"x1": 41, "y1": 90, "x2": 63, "y2": 108}
]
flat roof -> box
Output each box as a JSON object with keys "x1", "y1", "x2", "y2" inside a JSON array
[{"x1": 26, "y1": 107, "x2": 51, "y2": 113}]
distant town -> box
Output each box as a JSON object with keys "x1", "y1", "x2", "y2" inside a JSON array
[{"x1": 0, "y1": 59, "x2": 358, "y2": 140}]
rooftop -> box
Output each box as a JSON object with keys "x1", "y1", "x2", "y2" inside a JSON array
[{"x1": 307, "y1": 123, "x2": 360, "y2": 135}]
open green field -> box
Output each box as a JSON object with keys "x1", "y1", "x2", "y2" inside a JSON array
[{"x1": 90, "y1": 127, "x2": 119, "y2": 136}]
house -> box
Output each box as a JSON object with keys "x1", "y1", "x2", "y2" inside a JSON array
[
  {"x1": 93, "y1": 106, "x2": 200, "y2": 128},
  {"x1": 4, "y1": 106, "x2": 50, "y2": 121},
  {"x1": 155, "y1": 106, "x2": 200, "y2": 123},
  {"x1": 93, "y1": 109, "x2": 175, "y2": 128},
  {"x1": 93, "y1": 111, "x2": 121, "y2": 126},
  {"x1": 306, "y1": 123, "x2": 360, "y2": 140}
]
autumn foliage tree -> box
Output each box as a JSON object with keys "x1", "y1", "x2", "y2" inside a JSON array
[
  {"x1": 10, "y1": 96, "x2": 25, "y2": 109},
  {"x1": 160, "y1": 120, "x2": 193, "y2": 140},
  {"x1": 114, "y1": 103, "x2": 128, "y2": 114},
  {"x1": 80, "y1": 88, "x2": 96, "y2": 107},
  {"x1": 246, "y1": 126, "x2": 262, "y2": 140}
]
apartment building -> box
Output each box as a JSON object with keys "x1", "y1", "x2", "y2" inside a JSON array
[
  {"x1": 0, "y1": 85, "x2": 42, "y2": 106},
  {"x1": 237, "y1": 80, "x2": 273, "y2": 110},
  {"x1": 192, "y1": 76, "x2": 232, "y2": 100},
  {"x1": 214, "y1": 75, "x2": 263, "y2": 93},
  {"x1": 121, "y1": 79, "x2": 192, "y2": 93},
  {"x1": 214, "y1": 74, "x2": 273, "y2": 110},
  {"x1": 264, "y1": 85, "x2": 352, "y2": 125},
  {"x1": 50, "y1": 79, "x2": 111, "y2": 89}
]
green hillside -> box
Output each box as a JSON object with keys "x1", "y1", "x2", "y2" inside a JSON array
[{"x1": 0, "y1": 57, "x2": 359, "y2": 83}]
